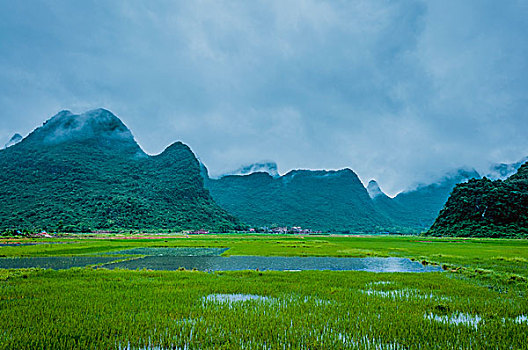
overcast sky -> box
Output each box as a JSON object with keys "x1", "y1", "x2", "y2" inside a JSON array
[{"x1": 1, "y1": 0, "x2": 527, "y2": 195}]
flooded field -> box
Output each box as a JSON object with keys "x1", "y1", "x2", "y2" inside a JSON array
[
  {"x1": 0, "y1": 245, "x2": 442, "y2": 272},
  {"x1": 0, "y1": 268, "x2": 526, "y2": 349},
  {"x1": 106, "y1": 247, "x2": 229, "y2": 256},
  {"x1": 0, "y1": 253, "x2": 442, "y2": 272},
  {"x1": 0, "y1": 235, "x2": 526, "y2": 348},
  {"x1": 103, "y1": 255, "x2": 443, "y2": 272},
  {"x1": 0, "y1": 257, "x2": 120, "y2": 269}
]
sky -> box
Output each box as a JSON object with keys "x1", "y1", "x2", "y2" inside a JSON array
[{"x1": 1, "y1": 0, "x2": 527, "y2": 196}]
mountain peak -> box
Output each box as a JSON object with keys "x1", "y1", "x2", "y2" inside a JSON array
[
  {"x1": 157, "y1": 141, "x2": 195, "y2": 160},
  {"x1": 160, "y1": 141, "x2": 187, "y2": 153},
  {"x1": 410, "y1": 167, "x2": 480, "y2": 191},
  {"x1": 221, "y1": 161, "x2": 279, "y2": 178},
  {"x1": 452, "y1": 168, "x2": 480, "y2": 181},
  {"x1": 4, "y1": 133, "x2": 23, "y2": 149},
  {"x1": 28, "y1": 109, "x2": 135, "y2": 146},
  {"x1": 367, "y1": 180, "x2": 386, "y2": 199}
]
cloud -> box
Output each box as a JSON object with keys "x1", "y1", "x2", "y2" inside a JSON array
[{"x1": 0, "y1": 0, "x2": 527, "y2": 195}]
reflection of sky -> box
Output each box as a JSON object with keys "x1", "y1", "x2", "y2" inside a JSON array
[
  {"x1": 102, "y1": 256, "x2": 442, "y2": 272},
  {"x1": 0, "y1": 257, "x2": 118, "y2": 269},
  {"x1": 204, "y1": 294, "x2": 269, "y2": 303},
  {"x1": 379, "y1": 257, "x2": 406, "y2": 273}
]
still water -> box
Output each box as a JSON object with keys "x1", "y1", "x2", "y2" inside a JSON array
[
  {"x1": 0, "y1": 257, "x2": 119, "y2": 269},
  {"x1": 0, "y1": 246, "x2": 443, "y2": 272},
  {"x1": 104, "y1": 256, "x2": 442, "y2": 272}
]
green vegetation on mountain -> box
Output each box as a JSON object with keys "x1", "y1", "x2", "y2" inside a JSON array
[
  {"x1": 0, "y1": 109, "x2": 240, "y2": 233},
  {"x1": 206, "y1": 168, "x2": 480, "y2": 233},
  {"x1": 206, "y1": 169, "x2": 391, "y2": 233},
  {"x1": 3, "y1": 108, "x2": 523, "y2": 236},
  {"x1": 428, "y1": 162, "x2": 528, "y2": 237}
]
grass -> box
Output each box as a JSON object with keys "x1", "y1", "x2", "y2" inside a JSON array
[
  {"x1": 0, "y1": 268, "x2": 526, "y2": 349},
  {"x1": 0, "y1": 234, "x2": 527, "y2": 348}
]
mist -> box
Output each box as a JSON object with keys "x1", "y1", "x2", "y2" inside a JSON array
[{"x1": 1, "y1": 0, "x2": 527, "y2": 196}]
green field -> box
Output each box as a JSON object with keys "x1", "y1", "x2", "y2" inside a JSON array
[{"x1": 1, "y1": 234, "x2": 527, "y2": 349}]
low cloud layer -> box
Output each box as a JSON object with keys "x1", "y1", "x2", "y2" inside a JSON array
[{"x1": 1, "y1": 0, "x2": 527, "y2": 195}]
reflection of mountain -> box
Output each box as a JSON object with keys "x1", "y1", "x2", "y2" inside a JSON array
[
  {"x1": 429, "y1": 162, "x2": 528, "y2": 237},
  {"x1": 205, "y1": 168, "x2": 390, "y2": 233},
  {"x1": 0, "y1": 109, "x2": 239, "y2": 232}
]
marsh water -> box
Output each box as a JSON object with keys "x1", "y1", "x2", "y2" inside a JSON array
[
  {"x1": 104, "y1": 255, "x2": 442, "y2": 272},
  {"x1": 0, "y1": 247, "x2": 443, "y2": 272},
  {"x1": 0, "y1": 257, "x2": 119, "y2": 269}
]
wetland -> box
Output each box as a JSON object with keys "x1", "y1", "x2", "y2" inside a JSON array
[{"x1": 0, "y1": 234, "x2": 526, "y2": 349}]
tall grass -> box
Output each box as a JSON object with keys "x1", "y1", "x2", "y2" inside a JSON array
[
  {"x1": 1, "y1": 235, "x2": 527, "y2": 348},
  {"x1": 0, "y1": 269, "x2": 526, "y2": 349}
]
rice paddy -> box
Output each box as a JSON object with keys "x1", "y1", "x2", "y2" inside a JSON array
[{"x1": 0, "y1": 234, "x2": 527, "y2": 349}]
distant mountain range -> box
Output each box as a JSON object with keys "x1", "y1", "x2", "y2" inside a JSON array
[
  {"x1": 428, "y1": 162, "x2": 528, "y2": 237},
  {"x1": 205, "y1": 169, "x2": 390, "y2": 232},
  {"x1": 0, "y1": 109, "x2": 239, "y2": 232},
  {"x1": 372, "y1": 169, "x2": 481, "y2": 232},
  {"x1": 1, "y1": 108, "x2": 526, "y2": 235},
  {"x1": 205, "y1": 166, "x2": 481, "y2": 233}
]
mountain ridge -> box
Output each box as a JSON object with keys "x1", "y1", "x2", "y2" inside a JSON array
[
  {"x1": 205, "y1": 160, "x2": 489, "y2": 233},
  {"x1": 372, "y1": 168, "x2": 481, "y2": 232},
  {"x1": 205, "y1": 166, "x2": 391, "y2": 233},
  {"x1": 0, "y1": 109, "x2": 240, "y2": 233},
  {"x1": 2, "y1": 108, "x2": 526, "y2": 235}
]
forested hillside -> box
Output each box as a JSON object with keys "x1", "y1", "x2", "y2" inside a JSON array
[
  {"x1": 0, "y1": 109, "x2": 240, "y2": 233},
  {"x1": 206, "y1": 169, "x2": 391, "y2": 233},
  {"x1": 428, "y1": 163, "x2": 528, "y2": 237},
  {"x1": 207, "y1": 167, "x2": 480, "y2": 233}
]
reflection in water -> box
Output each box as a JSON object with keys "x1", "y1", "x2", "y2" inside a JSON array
[
  {"x1": 107, "y1": 247, "x2": 229, "y2": 257},
  {"x1": 362, "y1": 288, "x2": 450, "y2": 301},
  {"x1": 426, "y1": 312, "x2": 528, "y2": 329},
  {"x1": 514, "y1": 315, "x2": 527, "y2": 324},
  {"x1": 104, "y1": 256, "x2": 443, "y2": 272},
  {"x1": 0, "y1": 257, "x2": 120, "y2": 270},
  {"x1": 204, "y1": 294, "x2": 270, "y2": 303},
  {"x1": 425, "y1": 312, "x2": 482, "y2": 329}
]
